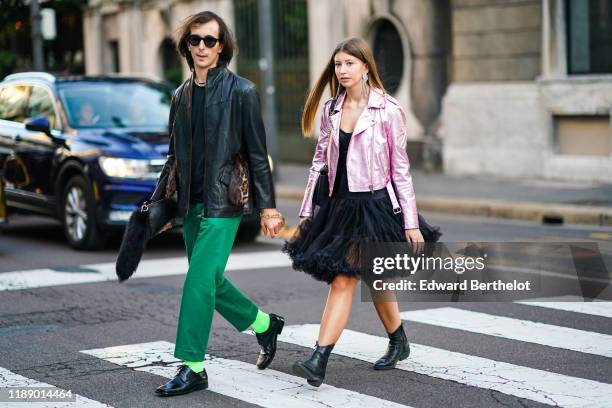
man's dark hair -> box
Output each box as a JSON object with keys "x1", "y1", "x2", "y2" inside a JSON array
[{"x1": 175, "y1": 11, "x2": 237, "y2": 71}]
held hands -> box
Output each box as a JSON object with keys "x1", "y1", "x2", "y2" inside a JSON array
[
  {"x1": 405, "y1": 228, "x2": 424, "y2": 255},
  {"x1": 260, "y1": 208, "x2": 285, "y2": 238}
]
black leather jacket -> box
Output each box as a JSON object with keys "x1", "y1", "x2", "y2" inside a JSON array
[{"x1": 151, "y1": 66, "x2": 276, "y2": 218}]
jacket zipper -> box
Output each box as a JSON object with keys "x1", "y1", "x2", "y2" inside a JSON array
[
  {"x1": 328, "y1": 120, "x2": 335, "y2": 197},
  {"x1": 368, "y1": 109, "x2": 374, "y2": 193},
  {"x1": 369, "y1": 133, "x2": 374, "y2": 191}
]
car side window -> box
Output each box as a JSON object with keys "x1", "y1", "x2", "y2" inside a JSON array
[
  {"x1": 0, "y1": 84, "x2": 30, "y2": 123},
  {"x1": 27, "y1": 86, "x2": 58, "y2": 130}
]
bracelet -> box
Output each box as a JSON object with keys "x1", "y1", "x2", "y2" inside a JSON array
[
  {"x1": 260, "y1": 211, "x2": 286, "y2": 227},
  {"x1": 260, "y1": 213, "x2": 283, "y2": 219}
]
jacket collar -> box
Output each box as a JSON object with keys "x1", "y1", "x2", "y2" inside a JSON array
[
  {"x1": 331, "y1": 86, "x2": 385, "y2": 115},
  {"x1": 330, "y1": 87, "x2": 385, "y2": 137},
  {"x1": 181, "y1": 65, "x2": 229, "y2": 141},
  {"x1": 188, "y1": 65, "x2": 227, "y2": 90}
]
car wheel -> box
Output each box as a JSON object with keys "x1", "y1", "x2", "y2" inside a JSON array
[{"x1": 62, "y1": 175, "x2": 106, "y2": 250}]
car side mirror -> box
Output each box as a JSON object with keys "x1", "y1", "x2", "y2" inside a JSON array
[{"x1": 25, "y1": 116, "x2": 51, "y2": 135}]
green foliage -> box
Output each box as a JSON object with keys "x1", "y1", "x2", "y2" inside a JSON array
[{"x1": 164, "y1": 67, "x2": 184, "y2": 87}]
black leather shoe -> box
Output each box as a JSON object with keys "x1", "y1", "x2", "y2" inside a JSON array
[
  {"x1": 155, "y1": 365, "x2": 208, "y2": 397},
  {"x1": 255, "y1": 313, "x2": 285, "y2": 369},
  {"x1": 292, "y1": 342, "x2": 334, "y2": 387},
  {"x1": 373, "y1": 323, "x2": 410, "y2": 370}
]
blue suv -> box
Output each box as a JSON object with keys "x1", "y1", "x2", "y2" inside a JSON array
[{"x1": 0, "y1": 72, "x2": 261, "y2": 249}]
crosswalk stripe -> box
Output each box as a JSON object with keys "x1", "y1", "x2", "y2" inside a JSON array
[
  {"x1": 0, "y1": 366, "x2": 112, "y2": 407},
  {"x1": 277, "y1": 324, "x2": 612, "y2": 407},
  {"x1": 0, "y1": 250, "x2": 291, "y2": 291},
  {"x1": 400, "y1": 307, "x2": 612, "y2": 358},
  {"x1": 515, "y1": 300, "x2": 612, "y2": 319},
  {"x1": 81, "y1": 341, "x2": 411, "y2": 408}
]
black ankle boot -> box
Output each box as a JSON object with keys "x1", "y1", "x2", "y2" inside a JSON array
[
  {"x1": 292, "y1": 342, "x2": 334, "y2": 387},
  {"x1": 373, "y1": 323, "x2": 410, "y2": 370}
]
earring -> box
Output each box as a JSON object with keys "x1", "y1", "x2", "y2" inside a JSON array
[{"x1": 361, "y1": 72, "x2": 369, "y2": 100}]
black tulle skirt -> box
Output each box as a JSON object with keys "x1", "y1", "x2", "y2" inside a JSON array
[{"x1": 282, "y1": 189, "x2": 442, "y2": 284}]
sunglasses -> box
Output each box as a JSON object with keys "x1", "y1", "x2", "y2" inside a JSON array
[{"x1": 186, "y1": 34, "x2": 220, "y2": 48}]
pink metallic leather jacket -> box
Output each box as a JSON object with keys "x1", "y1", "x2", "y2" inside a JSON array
[{"x1": 299, "y1": 87, "x2": 419, "y2": 229}]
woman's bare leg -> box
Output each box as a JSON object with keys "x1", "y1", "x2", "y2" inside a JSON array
[
  {"x1": 372, "y1": 296, "x2": 402, "y2": 333},
  {"x1": 317, "y1": 275, "x2": 360, "y2": 345}
]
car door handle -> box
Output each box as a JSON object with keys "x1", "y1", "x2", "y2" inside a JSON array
[{"x1": 14, "y1": 134, "x2": 22, "y2": 142}]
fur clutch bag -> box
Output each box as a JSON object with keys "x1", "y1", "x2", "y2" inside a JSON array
[{"x1": 116, "y1": 163, "x2": 178, "y2": 282}]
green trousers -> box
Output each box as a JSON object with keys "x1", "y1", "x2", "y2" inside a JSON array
[{"x1": 174, "y1": 203, "x2": 258, "y2": 361}]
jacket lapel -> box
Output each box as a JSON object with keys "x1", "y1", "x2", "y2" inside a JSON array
[
  {"x1": 352, "y1": 88, "x2": 386, "y2": 136},
  {"x1": 329, "y1": 110, "x2": 341, "y2": 148},
  {"x1": 351, "y1": 108, "x2": 374, "y2": 137},
  {"x1": 329, "y1": 91, "x2": 344, "y2": 148},
  {"x1": 336, "y1": 88, "x2": 385, "y2": 138},
  {"x1": 185, "y1": 71, "x2": 194, "y2": 143}
]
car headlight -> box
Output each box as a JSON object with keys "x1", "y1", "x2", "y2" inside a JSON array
[{"x1": 98, "y1": 157, "x2": 160, "y2": 179}]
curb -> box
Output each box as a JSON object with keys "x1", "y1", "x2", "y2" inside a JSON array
[{"x1": 276, "y1": 188, "x2": 612, "y2": 227}]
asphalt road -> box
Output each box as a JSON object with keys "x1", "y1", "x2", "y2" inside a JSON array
[{"x1": 0, "y1": 199, "x2": 611, "y2": 408}]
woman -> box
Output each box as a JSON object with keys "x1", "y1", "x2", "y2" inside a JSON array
[{"x1": 282, "y1": 37, "x2": 441, "y2": 387}]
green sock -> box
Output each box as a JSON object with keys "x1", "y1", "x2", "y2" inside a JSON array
[
  {"x1": 184, "y1": 360, "x2": 204, "y2": 373},
  {"x1": 251, "y1": 309, "x2": 270, "y2": 333}
]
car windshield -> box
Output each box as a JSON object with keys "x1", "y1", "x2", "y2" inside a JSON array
[{"x1": 58, "y1": 81, "x2": 173, "y2": 129}]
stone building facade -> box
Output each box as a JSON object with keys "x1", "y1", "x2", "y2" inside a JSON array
[
  {"x1": 443, "y1": 0, "x2": 612, "y2": 182},
  {"x1": 83, "y1": 0, "x2": 612, "y2": 182}
]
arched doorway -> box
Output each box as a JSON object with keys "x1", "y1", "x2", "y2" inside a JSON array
[{"x1": 371, "y1": 18, "x2": 404, "y2": 95}]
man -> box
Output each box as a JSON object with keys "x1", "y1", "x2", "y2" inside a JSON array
[{"x1": 152, "y1": 11, "x2": 285, "y2": 397}]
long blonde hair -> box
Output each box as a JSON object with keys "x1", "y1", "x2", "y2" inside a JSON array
[{"x1": 301, "y1": 37, "x2": 386, "y2": 135}]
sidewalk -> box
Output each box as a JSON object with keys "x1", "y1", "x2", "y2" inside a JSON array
[{"x1": 275, "y1": 163, "x2": 612, "y2": 227}]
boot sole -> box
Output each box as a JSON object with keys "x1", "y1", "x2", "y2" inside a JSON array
[
  {"x1": 256, "y1": 317, "x2": 285, "y2": 370},
  {"x1": 373, "y1": 348, "x2": 411, "y2": 371},
  {"x1": 156, "y1": 380, "x2": 208, "y2": 397},
  {"x1": 292, "y1": 362, "x2": 323, "y2": 387}
]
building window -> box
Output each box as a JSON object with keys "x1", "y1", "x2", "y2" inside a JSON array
[
  {"x1": 160, "y1": 38, "x2": 182, "y2": 86},
  {"x1": 108, "y1": 40, "x2": 120, "y2": 73},
  {"x1": 372, "y1": 19, "x2": 404, "y2": 94},
  {"x1": 567, "y1": 0, "x2": 612, "y2": 74},
  {"x1": 554, "y1": 115, "x2": 611, "y2": 156}
]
